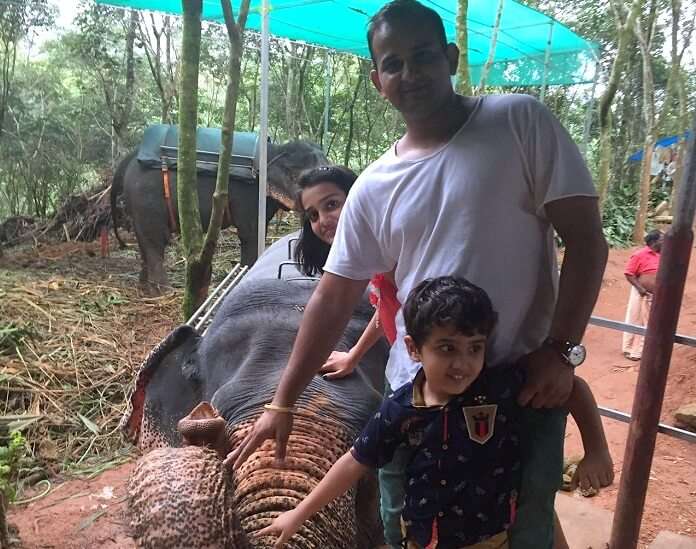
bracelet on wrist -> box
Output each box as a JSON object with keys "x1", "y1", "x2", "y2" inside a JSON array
[{"x1": 264, "y1": 403, "x2": 296, "y2": 414}]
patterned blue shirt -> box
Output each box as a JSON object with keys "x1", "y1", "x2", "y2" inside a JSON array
[{"x1": 351, "y1": 365, "x2": 524, "y2": 548}]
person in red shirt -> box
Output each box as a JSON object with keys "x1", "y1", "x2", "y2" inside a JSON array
[{"x1": 622, "y1": 230, "x2": 663, "y2": 360}]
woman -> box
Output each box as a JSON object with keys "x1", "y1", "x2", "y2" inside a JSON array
[{"x1": 293, "y1": 165, "x2": 398, "y2": 380}]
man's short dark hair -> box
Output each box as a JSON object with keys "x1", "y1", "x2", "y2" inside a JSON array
[
  {"x1": 645, "y1": 229, "x2": 663, "y2": 246},
  {"x1": 403, "y1": 276, "x2": 498, "y2": 348},
  {"x1": 367, "y1": 0, "x2": 448, "y2": 65}
]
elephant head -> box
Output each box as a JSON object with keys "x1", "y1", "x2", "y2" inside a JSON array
[
  {"x1": 123, "y1": 239, "x2": 387, "y2": 548},
  {"x1": 267, "y1": 141, "x2": 328, "y2": 210}
]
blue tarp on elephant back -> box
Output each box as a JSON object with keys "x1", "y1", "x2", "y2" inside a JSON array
[{"x1": 136, "y1": 124, "x2": 265, "y2": 179}]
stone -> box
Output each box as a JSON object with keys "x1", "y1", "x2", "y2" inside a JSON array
[
  {"x1": 649, "y1": 531, "x2": 696, "y2": 548},
  {"x1": 555, "y1": 493, "x2": 612, "y2": 548},
  {"x1": 674, "y1": 403, "x2": 696, "y2": 430}
]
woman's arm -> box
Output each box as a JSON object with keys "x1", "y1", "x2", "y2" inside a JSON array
[
  {"x1": 257, "y1": 451, "x2": 370, "y2": 548},
  {"x1": 319, "y1": 310, "x2": 384, "y2": 379},
  {"x1": 565, "y1": 376, "x2": 614, "y2": 490}
]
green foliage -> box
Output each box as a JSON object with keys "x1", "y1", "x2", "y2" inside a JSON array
[
  {"x1": 79, "y1": 292, "x2": 128, "y2": 315},
  {"x1": 0, "y1": 431, "x2": 27, "y2": 502},
  {"x1": 0, "y1": 0, "x2": 694, "y2": 244},
  {"x1": 602, "y1": 182, "x2": 638, "y2": 247},
  {"x1": 0, "y1": 321, "x2": 35, "y2": 355}
]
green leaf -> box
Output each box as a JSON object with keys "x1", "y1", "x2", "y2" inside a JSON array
[{"x1": 77, "y1": 414, "x2": 100, "y2": 435}]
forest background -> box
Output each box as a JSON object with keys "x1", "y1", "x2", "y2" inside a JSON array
[{"x1": 0, "y1": 0, "x2": 694, "y2": 249}]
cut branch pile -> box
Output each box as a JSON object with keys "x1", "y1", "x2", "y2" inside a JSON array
[
  {"x1": 41, "y1": 184, "x2": 115, "y2": 243},
  {"x1": 0, "y1": 267, "x2": 180, "y2": 485},
  {"x1": 0, "y1": 217, "x2": 36, "y2": 247},
  {"x1": 1, "y1": 183, "x2": 128, "y2": 249}
]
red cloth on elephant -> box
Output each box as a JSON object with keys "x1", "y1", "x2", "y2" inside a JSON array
[{"x1": 369, "y1": 274, "x2": 400, "y2": 345}]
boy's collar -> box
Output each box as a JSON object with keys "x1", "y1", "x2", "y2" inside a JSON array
[{"x1": 411, "y1": 369, "x2": 428, "y2": 407}]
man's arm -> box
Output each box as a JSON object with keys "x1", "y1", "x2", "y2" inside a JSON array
[
  {"x1": 518, "y1": 196, "x2": 608, "y2": 408},
  {"x1": 625, "y1": 273, "x2": 649, "y2": 295},
  {"x1": 226, "y1": 272, "x2": 368, "y2": 468},
  {"x1": 257, "y1": 451, "x2": 370, "y2": 549},
  {"x1": 319, "y1": 310, "x2": 383, "y2": 379}
]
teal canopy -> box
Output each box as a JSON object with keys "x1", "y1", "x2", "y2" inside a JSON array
[{"x1": 95, "y1": 0, "x2": 598, "y2": 87}]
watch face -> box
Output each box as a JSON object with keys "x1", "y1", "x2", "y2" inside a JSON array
[{"x1": 568, "y1": 345, "x2": 586, "y2": 366}]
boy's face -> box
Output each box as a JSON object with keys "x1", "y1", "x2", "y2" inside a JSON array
[
  {"x1": 405, "y1": 324, "x2": 486, "y2": 401},
  {"x1": 369, "y1": 19, "x2": 458, "y2": 120}
]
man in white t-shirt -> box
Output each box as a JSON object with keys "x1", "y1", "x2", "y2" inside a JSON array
[{"x1": 228, "y1": 1, "x2": 608, "y2": 548}]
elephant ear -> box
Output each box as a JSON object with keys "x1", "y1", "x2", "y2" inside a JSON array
[
  {"x1": 266, "y1": 140, "x2": 327, "y2": 210},
  {"x1": 121, "y1": 324, "x2": 202, "y2": 448},
  {"x1": 267, "y1": 187, "x2": 295, "y2": 210}
]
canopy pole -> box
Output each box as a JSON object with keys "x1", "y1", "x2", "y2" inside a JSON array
[
  {"x1": 539, "y1": 20, "x2": 554, "y2": 103},
  {"x1": 580, "y1": 60, "x2": 600, "y2": 159},
  {"x1": 609, "y1": 117, "x2": 696, "y2": 549},
  {"x1": 321, "y1": 50, "x2": 332, "y2": 151},
  {"x1": 257, "y1": 0, "x2": 269, "y2": 260}
]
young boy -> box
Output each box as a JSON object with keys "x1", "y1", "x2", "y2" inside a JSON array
[{"x1": 259, "y1": 277, "x2": 613, "y2": 549}]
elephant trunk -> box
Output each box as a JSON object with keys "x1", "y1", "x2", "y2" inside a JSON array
[
  {"x1": 231, "y1": 408, "x2": 358, "y2": 548},
  {"x1": 128, "y1": 402, "x2": 363, "y2": 549}
]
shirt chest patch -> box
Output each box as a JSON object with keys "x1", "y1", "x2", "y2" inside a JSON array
[{"x1": 462, "y1": 404, "x2": 497, "y2": 444}]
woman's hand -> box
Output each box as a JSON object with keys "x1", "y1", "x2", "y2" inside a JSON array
[
  {"x1": 318, "y1": 350, "x2": 359, "y2": 380},
  {"x1": 257, "y1": 510, "x2": 304, "y2": 548}
]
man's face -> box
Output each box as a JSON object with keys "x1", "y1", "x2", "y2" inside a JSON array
[
  {"x1": 650, "y1": 234, "x2": 664, "y2": 252},
  {"x1": 369, "y1": 20, "x2": 458, "y2": 120}
]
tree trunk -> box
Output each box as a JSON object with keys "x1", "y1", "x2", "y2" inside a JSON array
[
  {"x1": 200, "y1": 0, "x2": 250, "y2": 272},
  {"x1": 0, "y1": 491, "x2": 9, "y2": 549},
  {"x1": 178, "y1": 0, "x2": 205, "y2": 319},
  {"x1": 0, "y1": 37, "x2": 18, "y2": 143},
  {"x1": 597, "y1": 0, "x2": 643, "y2": 209},
  {"x1": 344, "y1": 68, "x2": 364, "y2": 167},
  {"x1": 632, "y1": 1, "x2": 657, "y2": 244},
  {"x1": 179, "y1": 0, "x2": 251, "y2": 318},
  {"x1": 285, "y1": 43, "x2": 297, "y2": 139},
  {"x1": 475, "y1": 0, "x2": 504, "y2": 94},
  {"x1": 455, "y1": 0, "x2": 472, "y2": 95}
]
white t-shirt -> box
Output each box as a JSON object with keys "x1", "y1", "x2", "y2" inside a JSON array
[{"x1": 325, "y1": 94, "x2": 598, "y2": 390}]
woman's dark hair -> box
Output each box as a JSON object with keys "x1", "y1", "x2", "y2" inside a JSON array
[
  {"x1": 293, "y1": 165, "x2": 358, "y2": 276},
  {"x1": 403, "y1": 276, "x2": 498, "y2": 348},
  {"x1": 367, "y1": 0, "x2": 448, "y2": 66}
]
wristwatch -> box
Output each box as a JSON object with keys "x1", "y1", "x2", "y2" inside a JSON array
[{"x1": 543, "y1": 337, "x2": 586, "y2": 367}]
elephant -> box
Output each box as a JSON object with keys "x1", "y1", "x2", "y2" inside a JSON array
[
  {"x1": 111, "y1": 134, "x2": 327, "y2": 294},
  {"x1": 122, "y1": 233, "x2": 389, "y2": 548}
]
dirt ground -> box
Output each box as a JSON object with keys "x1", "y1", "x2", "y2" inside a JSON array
[{"x1": 4, "y1": 241, "x2": 696, "y2": 548}]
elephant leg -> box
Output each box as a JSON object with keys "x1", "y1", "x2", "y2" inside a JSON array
[
  {"x1": 135, "y1": 223, "x2": 170, "y2": 295},
  {"x1": 228, "y1": 182, "x2": 259, "y2": 267},
  {"x1": 238, "y1": 227, "x2": 257, "y2": 267}
]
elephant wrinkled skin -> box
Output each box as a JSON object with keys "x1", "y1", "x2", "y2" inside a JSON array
[{"x1": 123, "y1": 235, "x2": 388, "y2": 548}]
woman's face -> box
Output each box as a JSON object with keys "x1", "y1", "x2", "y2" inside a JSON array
[{"x1": 300, "y1": 182, "x2": 347, "y2": 245}]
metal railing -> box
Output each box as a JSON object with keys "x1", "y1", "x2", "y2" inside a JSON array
[
  {"x1": 587, "y1": 315, "x2": 696, "y2": 443},
  {"x1": 186, "y1": 264, "x2": 249, "y2": 334}
]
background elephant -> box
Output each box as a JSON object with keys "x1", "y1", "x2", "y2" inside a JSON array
[
  {"x1": 122, "y1": 234, "x2": 389, "y2": 548},
  {"x1": 111, "y1": 136, "x2": 327, "y2": 293}
]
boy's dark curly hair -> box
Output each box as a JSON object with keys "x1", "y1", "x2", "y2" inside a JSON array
[
  {"x1": 403, "y1": 276, "x2": 498, "y2": 348},
  {"x1": 293, "y1": 165, "x2": 357, "y2": 277}
]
